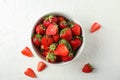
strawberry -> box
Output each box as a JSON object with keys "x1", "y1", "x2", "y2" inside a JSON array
[
  {"x1": 54, "y1": 44, "x2": 69, "y2": 56},
  {"x1": 70, "y1": 23, "x2": 81, "y2": 36},
  {"x1": 43, "y1": 15, "x2": 57, "y2": 27},
  {"x1": 41, "y1": 36, "x2": 53, "y2": 51},
  {"x1": 21, "y1": 47, "x2": 33, "y2": 57},
  {"x1": 62, "y1": 53, "x2": 74, "y2": 62},
  {"x1": 50, "y1": 16, "x2": 57, "y2": 23},
  {"x1": 24, "y1": 68, "x2": 36, "y2": 78},
  {"x1": 59, "y1": 21, "x2": 68, "y2": 29},
  {"x1": 35, "y1": 24, "x2": 46, "y2": 34},
  {"x1": 60, "y1": 27, "x2": 72, "y2": 41},
  {"x1": 70, "y1": 38, "x2": 82, "y2": 50},
  {"x1": 56, "y1": 56, "x2": 62, "y2": 62},
  {"x1": 37, "y1": 61, "x2": 46, "y2": 72},
  {"x1": 46, "y1": 23, "x2": 58, "y2": 35},
  {"x1": 90, "y1": 22, "x2": 101, "y2": 33},
  {"x1": 82, "y1": 63, "x2": 94, "y2": 73},
  {"x1": 59, "y1": 39, "x2": 72, "y2": 50},
  {"x1": 41, "y1": 51, "x2": 48, "y2": 57},
  {"x1": 58, "y1": 16, "x2": 65, "y2": 22},
  {"x1": 43, "y1": 19, "x2": 51, "y2": 27},
  {"x1": 53, "y1": 34, "x2": 60, "y2": 42},
  {"x1": 46, "y1": 51, "x2": 57, "y2": 63},
  {"x1": 32, "y1": 34, "x2": 42, "y2": 47}
]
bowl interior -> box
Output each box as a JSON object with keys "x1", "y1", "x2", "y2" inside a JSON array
[{"x1": 31, "y1": 12, "x2": 85, "y2": 65}]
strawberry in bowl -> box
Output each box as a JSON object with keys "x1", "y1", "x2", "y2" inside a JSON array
[{"x1": 31, "y1": 13, "x2": 85, "y2": 65}]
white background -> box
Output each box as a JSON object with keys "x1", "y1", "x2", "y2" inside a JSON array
[{"x1": 0, "y1": 0, "x2": 120, "y2": 80}]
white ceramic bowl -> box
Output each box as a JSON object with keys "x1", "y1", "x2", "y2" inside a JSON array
[{"x1": 31, "y1": 12, "x2": 85, "y2": 65}]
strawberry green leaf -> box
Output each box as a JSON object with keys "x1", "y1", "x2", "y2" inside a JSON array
[{"x1": 50, "y1": 43, "x2": 58, "y2": 51}]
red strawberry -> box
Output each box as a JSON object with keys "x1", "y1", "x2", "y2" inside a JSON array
[
  {"x1": 50, "y1": 16, "x2": 57, "y2": 23},
  {"x1": 46, "y1": 23, "x2": 58, "y2": 35},
  {"x1": 62, "y1": 53, "x2": 74, "y2": 62},
  {"x1": 41, "y1": 36, "x2": 53, "y2": 50},
  {"x1": 24, "y1": 68, "x2": 36, "y2": 78},
  {"x1": 43, "y1": 15, "x2": 57, "y2": 27},
  {"x1": 32, "y1": 34, "x2": 42, "y2": 47},
  {"x1": 35, "y1": 24, "x2": 46, "y2": 34},
  {"x1": 37, "y1": 61, "x2": 46, "y2": 72},
  {"x1": 90, "y1": 22, "x2": 101, "y2": 33},
  {"x1": 56, "y1": 56, "x2": 62, "y2": 62},
  {"x1": 42, "y1": 51, "x2": 48, "y2": 57},
  {"x1": 59, "y1": 21, "x2": 68, "y2": 29},
  {"x1": 54, "y1": 44, "x2": 69, "y2": 56},
  {"x1": 53, "y1": 34, "x2": 60, "y2": 42},
  {"x1": 58, "y1": 16, "x2": 65, "y2": 22},
  {"x1": 43, "y1": 19, "x2": 51, "y2": 27},
  {"x1": 70, "y1": 23, "x2": 81, "y2": 36},
  {"x1": 21, "y1": 47, "x2": 33, "y2": 57},
  {"x1": 46, "y1": 51, "x2": 57, "y2": 63},
  {"x1": 70, "y1": 38, "x2": 82, "y2": 50},
  {"x1": 82, "y1": 63, "x2": 94, "y2": 73},
  {"x1": 60, "y1": 28, "x2": 72, "y2": 41},
  {"x1": 41, "y1": 45, "x2": 49, "y2": 51}
]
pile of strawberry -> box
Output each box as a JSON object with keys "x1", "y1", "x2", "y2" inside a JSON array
[
  {"x1": 32, "y1": 15, "x2": 83, "y2": 63},
  {"x1": 21, "y1": 14, "x2": 101, "y2": 78}
]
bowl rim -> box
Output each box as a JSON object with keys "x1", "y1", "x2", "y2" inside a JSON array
[{"x1": 31, "y1": 12, "x2": 86, "y2": 65}]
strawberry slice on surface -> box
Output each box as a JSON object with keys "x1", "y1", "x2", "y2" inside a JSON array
[
  {"x1": 37, "y1": 61, "x2": 46, "y2": 72},
  {"x1": 46, "y1": 23, "x2": 58, "y2": 36},
  {"x1": 90, "y1": 22, "x2": 101, "y2": 33},
  {"x1": 60, "y1": 27, "x2": 72, "y2": 41},
  {"x1": 24, "y1": 68, "x2": 36, "y2": 78},
  {"x1": 82, "y1": 63, "x2": 94, "y2": 73},
  {"x1": 21, "y1": 47, "x2": 33, "y2": 57},
  {"x1": 54, "y1": 44, "x2": 69, "y2": 56}
]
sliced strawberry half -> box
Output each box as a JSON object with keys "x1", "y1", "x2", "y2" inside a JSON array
[
  {"x1": 54, "y1": 44, "x2": 69, "y2": 56},
  {"x1": 21, "y1": 47, "x2": 33, "y2": 57},
  {"x1": 90, "y1": 22, "x2": 101, "y2": 33},
  {"x1": 46, "y1": 23, "x2": 58, "y2": 35},
  {"x1": 24, "y1": 68, "x2": 36, "y2": 78},
  {"x1": 37, "y1": 61, "x2": 46, "y2": 72}
]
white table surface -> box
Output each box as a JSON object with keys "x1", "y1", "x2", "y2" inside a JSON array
[{"x1": 0, "y1": 0, "x2": 120, "y2": 80}]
